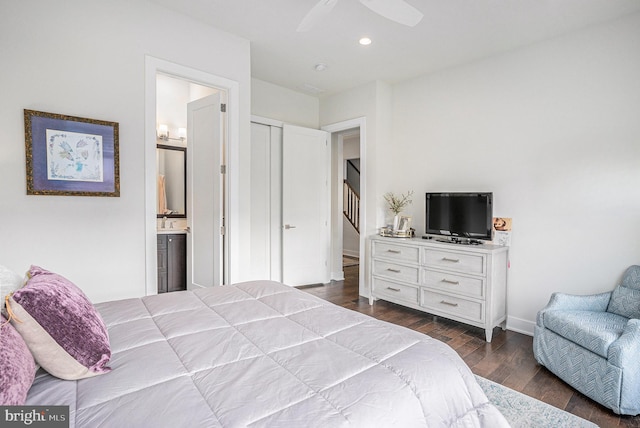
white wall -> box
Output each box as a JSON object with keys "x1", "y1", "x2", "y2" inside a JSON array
[
  {"x1": 390, "y1": 13, "x2": 640, "y2": 333},
  {"x1": 251, "y1": 78, "x2": 319, "y2": 128},
  {"x1": 0, "y1": 0, "x2": 251, "y2": 303}
]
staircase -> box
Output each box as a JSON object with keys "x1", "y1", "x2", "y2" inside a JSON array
[{"x1": 343, "y1": 159, "x2": 360, "y2": 233}]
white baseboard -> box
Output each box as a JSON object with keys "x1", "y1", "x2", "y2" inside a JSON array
[
  {"x1": 342, "y1": 250, "x2": 359, "y2": 259},
  {"x1": 506, "y1": 316, "x2": 535, "y2": 337}
]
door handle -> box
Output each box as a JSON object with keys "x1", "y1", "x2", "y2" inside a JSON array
[{"x1": 284, "y1": 224, "x2": 297, "y2": 230}]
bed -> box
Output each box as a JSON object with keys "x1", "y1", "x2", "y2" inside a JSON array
[{"x1": 23, "y1": 280, "x2": 508, "y2": 427}]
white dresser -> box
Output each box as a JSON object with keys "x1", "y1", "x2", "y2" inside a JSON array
[{"x1": 369, "y1": 235, "x2": 508, "y2": 342}]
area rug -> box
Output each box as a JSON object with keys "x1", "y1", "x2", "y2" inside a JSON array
[{"x1": 477, "y1": 376, "x2": 598, "y2": 427}]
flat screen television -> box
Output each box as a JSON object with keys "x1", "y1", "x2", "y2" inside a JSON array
[{"x1": 425, "y1": 192, "x2": 493, "y2": 242}]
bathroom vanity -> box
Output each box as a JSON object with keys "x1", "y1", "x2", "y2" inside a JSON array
[{"x1": 157, "y1": 231, "x2": 186, "y2": 293}]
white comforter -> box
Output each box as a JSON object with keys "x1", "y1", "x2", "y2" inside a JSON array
[{"x1": 26, "y1": 280, "x2": 509, "y2": 427}]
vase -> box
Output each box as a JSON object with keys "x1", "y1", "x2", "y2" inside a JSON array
[{"x1": 393, "y1": 214, "x2": 401, "y2": 231}]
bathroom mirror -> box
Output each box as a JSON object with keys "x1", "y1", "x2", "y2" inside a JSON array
[{"x1": 157, "y1": 144, "x2": 186, "y2": 218}]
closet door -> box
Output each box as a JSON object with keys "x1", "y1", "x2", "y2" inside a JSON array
[
  {"x1": 282, "y1": 124, "x2": 330, "y2": 286},
  {"x1": 250, "y1": 122, "x2": 282, "y2": 281}
]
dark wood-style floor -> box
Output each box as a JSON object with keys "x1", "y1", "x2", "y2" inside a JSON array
[{"x1": 301, "y1": 263, "x2": 640, "y2": 428}]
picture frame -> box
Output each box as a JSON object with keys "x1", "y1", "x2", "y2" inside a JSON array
[
  {"x1": 397, "y1": 215, "x2": 412, "y2": 232},
  {"x1": 24, "y1": 109, "x2": 120, "y2": 197}
]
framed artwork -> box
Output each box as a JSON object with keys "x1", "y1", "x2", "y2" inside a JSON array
[{"x1": 24, "y1": 109, "x2": 120, "y2": 196}]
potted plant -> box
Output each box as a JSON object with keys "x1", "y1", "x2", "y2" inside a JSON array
[{"x1": 383, "y1": 191, "x2": 413, "y2": 231}]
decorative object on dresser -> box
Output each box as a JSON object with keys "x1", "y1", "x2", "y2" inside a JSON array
[
  {"x1": 381, "y1": 190, "x2": 414, "y2": 237},
  {"x1": 492, "y1": 217, "x2": 513, "y2": 246},
  {"x1": 157, "y1": 233, "x2": 186, "y2": 293},
  {"x1": 369, "y1": 235, "x2": 508, "y2": 342}
]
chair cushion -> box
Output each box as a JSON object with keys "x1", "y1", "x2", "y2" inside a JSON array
[
  {"x1": 607, "y1": 285, "x2": 640, "y2": 319},
  {"x1": 543, "y1": 310, "x2": 628, "y2": 358}
]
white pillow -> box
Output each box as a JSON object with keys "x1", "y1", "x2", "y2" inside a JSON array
[{"x1": 0, "y1": 265, "x2": 24, "y2": 315}]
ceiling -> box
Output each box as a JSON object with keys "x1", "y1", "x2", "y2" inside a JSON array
[{"x1": 151, "y1": 0, "x2": 640, "y2": 98}]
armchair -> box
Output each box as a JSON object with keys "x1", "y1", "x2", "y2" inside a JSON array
[{"x1": 533, "y1": 265, "x2": 640, "y2": 415}]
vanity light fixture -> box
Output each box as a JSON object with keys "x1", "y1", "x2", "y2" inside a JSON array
[
  {"x1": 157, "y1": 124, "x2": 186, "y2": 142},
  {"x1": 158, "y1": 124, "x2": 169, "y2": 140},
  {"x1": 359, "y1": 37, "x2": 372, "y2": 46}
]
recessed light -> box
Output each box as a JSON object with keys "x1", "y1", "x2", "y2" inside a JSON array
[
  {"x1": 314, "y1": 63, "x2": 328, "y2": 72},
  {"x1": 359, "y1": 37, "x2": 372, "y2": 46}
]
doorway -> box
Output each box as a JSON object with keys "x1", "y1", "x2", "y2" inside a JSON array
[
  {"x1": 341, "y1": 131, "x2": 361, "y2": 264},
  {"x1": 144, "y1": 57, "x2": 239, "y2": 295},
  {"x1": 323, "y1": 118, "x2": 367, "y2": 294}
]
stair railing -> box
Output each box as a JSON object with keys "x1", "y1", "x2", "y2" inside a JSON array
[{"x1": 343, "y1": 180, "x2": 360, "y2": 233}]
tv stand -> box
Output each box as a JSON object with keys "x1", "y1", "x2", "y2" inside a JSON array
[{"x1": 369, "y1": 235, "x2": 508, "y2": 342}]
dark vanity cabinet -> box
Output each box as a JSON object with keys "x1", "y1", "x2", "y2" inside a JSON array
[{"x1": 157, "y1": 234, "x2": 187, "y2": 293}]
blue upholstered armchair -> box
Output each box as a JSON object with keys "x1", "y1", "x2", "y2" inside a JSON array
[{"x1": 534, "y1": 265, "x2": 640, "y2": 415}]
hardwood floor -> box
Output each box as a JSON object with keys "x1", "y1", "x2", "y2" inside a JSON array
[{"x1": 301, "y1": 264, "x2": 640, "y2": 428}]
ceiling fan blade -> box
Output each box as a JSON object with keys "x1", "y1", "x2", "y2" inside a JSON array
[
  {"x1": 359, "y1": 0, "x2": 423, "y2": 27},
  {"x1": 297, "y1": 0, "x2": 339, "y2": 32}
]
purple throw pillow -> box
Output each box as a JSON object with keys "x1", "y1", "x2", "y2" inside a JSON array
[
  {"x1": 7, "y1": 265, "x2": 111, "y2": 380},
  {"x1": 0, "y1": 314, "x2": 37, "y2": 405}
]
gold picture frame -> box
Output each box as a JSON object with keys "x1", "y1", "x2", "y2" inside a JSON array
[{"x1": 24, "y1": 109, "x2": 120, "y2": 196}]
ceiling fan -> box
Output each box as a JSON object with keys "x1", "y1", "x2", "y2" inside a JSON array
[{"x1": 297, "y1": 0, "x2": 424, "y2": 32}]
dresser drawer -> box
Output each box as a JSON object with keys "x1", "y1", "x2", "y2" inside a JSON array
[
  {"x1": 422, "y1": 270, "x2": 485, "y2": 299},
  {"x1": 373, "y1": 278, "x2": 418, "y2": 304},
  {"x1": 423, "y1": 249, "x2": 485, "y2": 275},
  {"x1": 373, "y1": 260, "x2": 419, "y2": 284},
  {"x1": 420, "y1": 289, "x2": 484, "y2": 323},
  {"x1": 372, "y1": 241, "x2": 420, "y2": 264}
]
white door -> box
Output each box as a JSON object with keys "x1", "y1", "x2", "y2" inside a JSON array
[
  {"x1": 250, "y1": 122, "x2": 282, "y2": 281},
  {"x1": 188, "y1": 93, "x2": 224, "y2": 288},
  {"x1": 282, "y1": 124, "x2": 330, "y2": 286}
]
